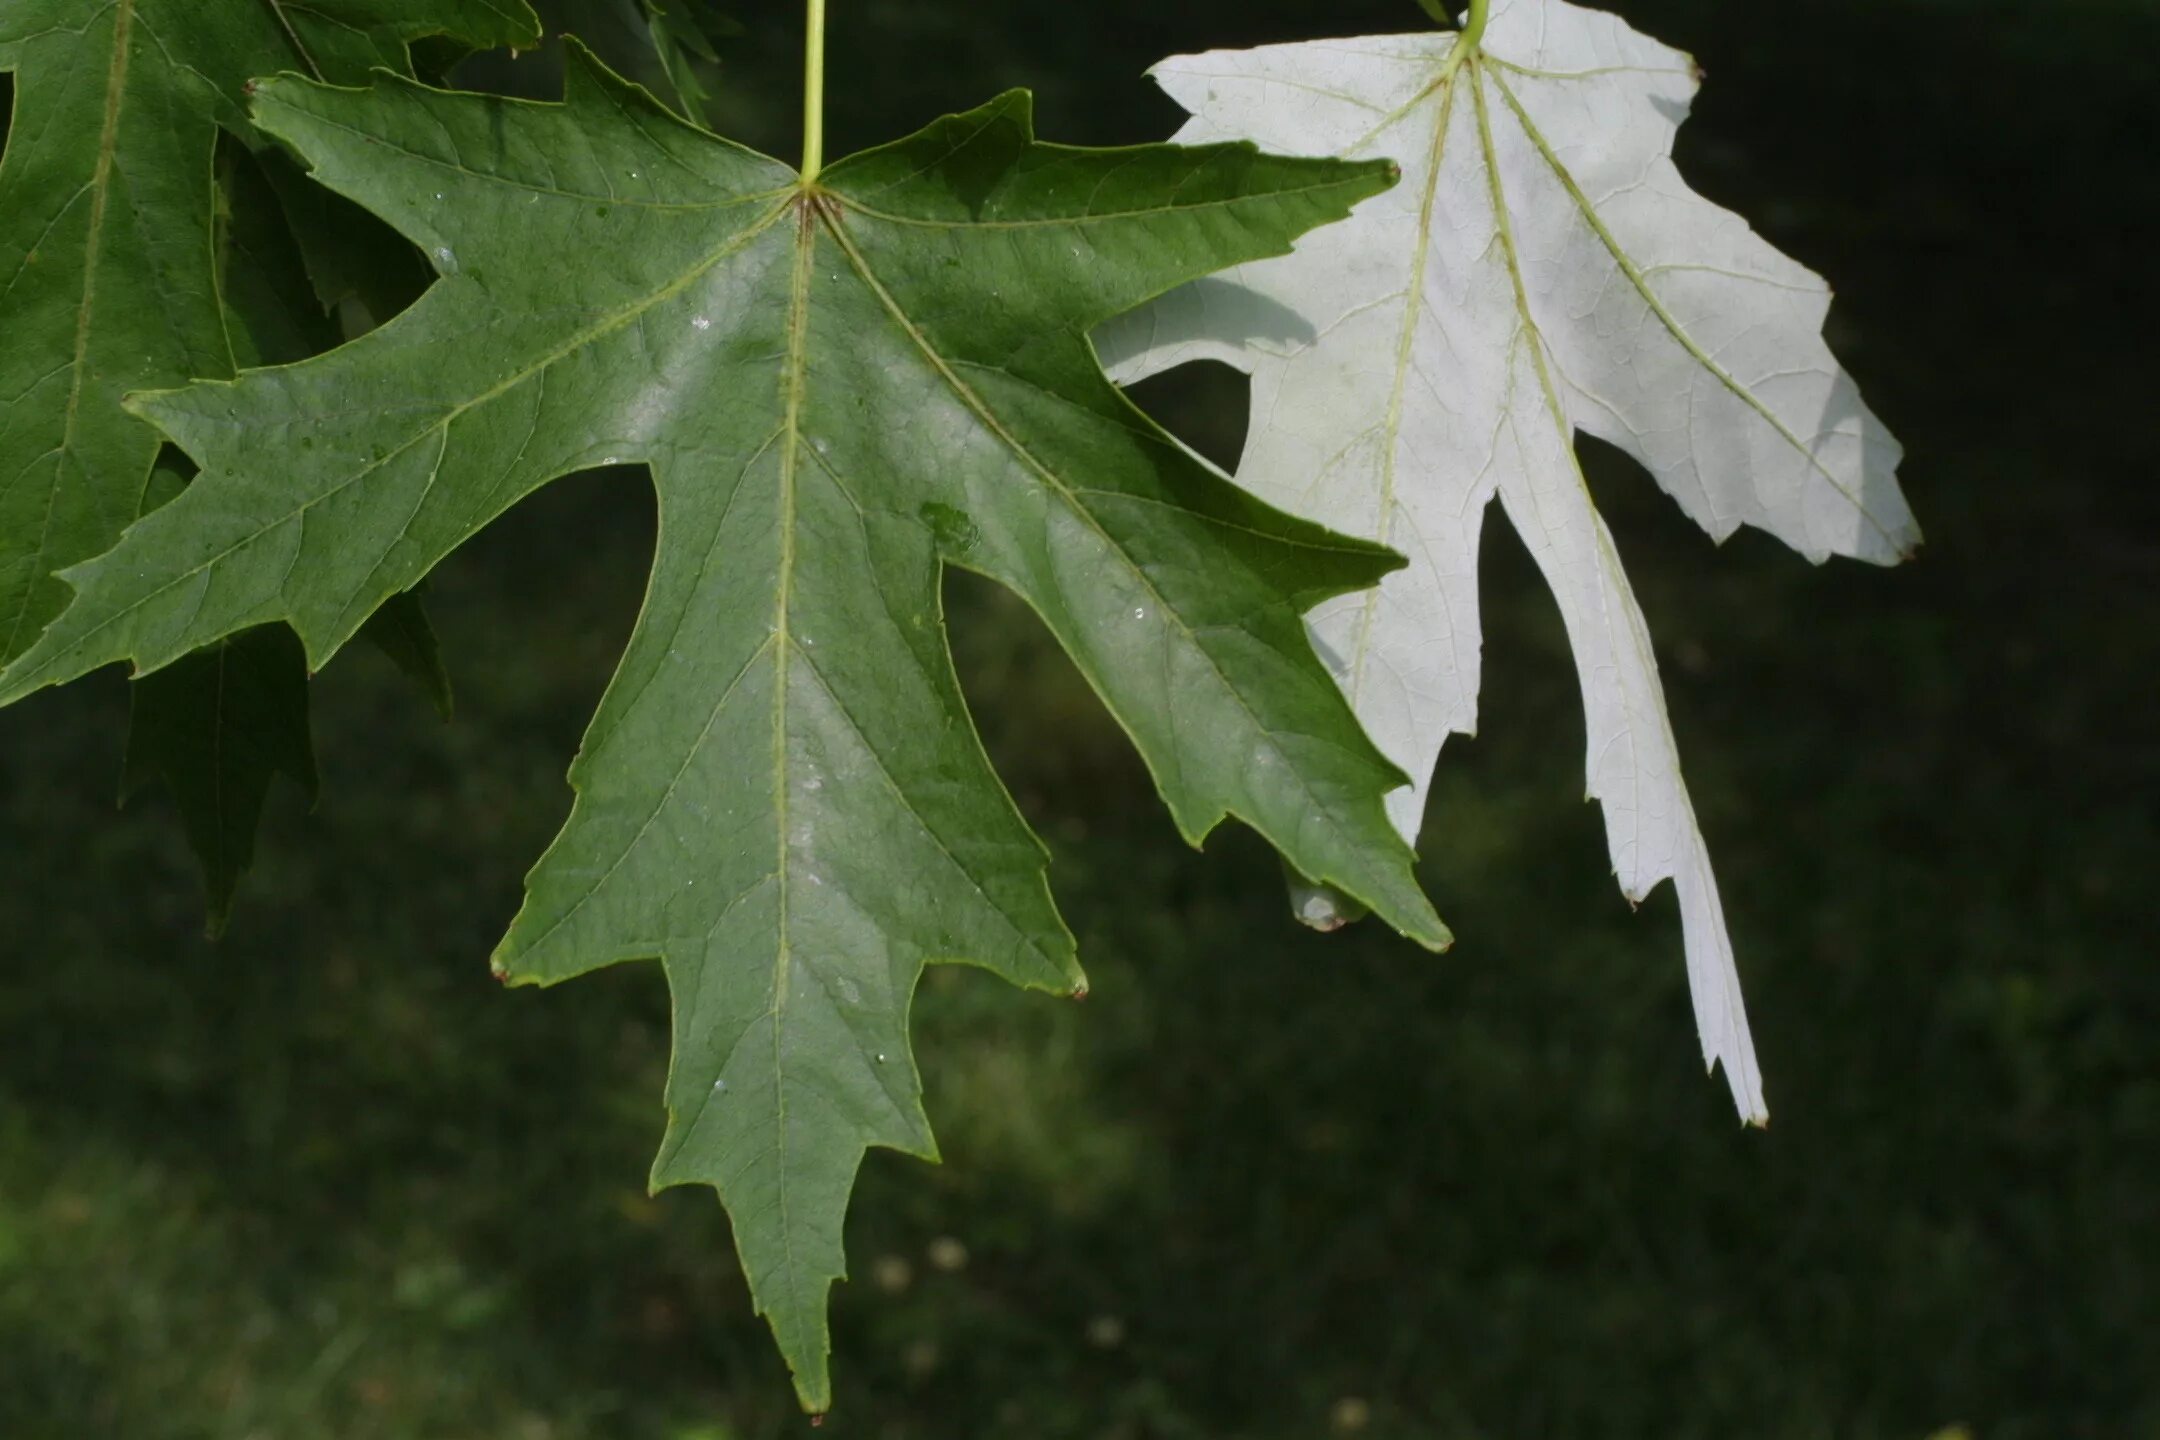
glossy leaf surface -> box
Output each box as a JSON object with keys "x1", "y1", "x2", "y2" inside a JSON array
[{"x1": 0, "y1": 49, "x2": 1443, "y2": 1403}]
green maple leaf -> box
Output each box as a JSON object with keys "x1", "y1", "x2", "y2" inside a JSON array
[
  {"x1": 219, "y1": 135, "x2": 455, "y2": 723},
  {"x1": 0, "y1": 47, "x2": 1445, "y2": 1405},
  {"x1": 0, "y1": 0, "x2": 539, "y2": 661},
  {"x1": 113, "y1": 142, "x2": 457, "y2": 934},
  {"x1": 0, "y1": 0, "x2": 535, "y2": 913}
]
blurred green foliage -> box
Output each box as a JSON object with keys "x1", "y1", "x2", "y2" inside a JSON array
[{"x1": 1, "y1": 0, "x2": 2154, "y2": 1436}]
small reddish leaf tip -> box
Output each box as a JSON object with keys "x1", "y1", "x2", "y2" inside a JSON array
[
  {"x1": 1071, "y1": 985, "x2": 1089, "y2": 1003},
  {"x1": 490, "y1": 964, "x2": 511, "y2": 984},
  {"x1": 810, "y1": 1415, "x2": 827, "y2": 1428}
]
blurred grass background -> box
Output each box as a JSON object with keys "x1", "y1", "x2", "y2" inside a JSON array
[{"x1": 1, "y1": 0, "x2": 2155, "y2": 1436}]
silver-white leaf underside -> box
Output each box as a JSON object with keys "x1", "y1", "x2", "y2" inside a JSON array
[{"x1": 1100, "y1": 0, "x2": 1921, "y2": 1124}]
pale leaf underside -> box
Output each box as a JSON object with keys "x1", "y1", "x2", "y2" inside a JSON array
[{"x1": 1100, "y1": 0, "x2": 1922, "y2": 1124}]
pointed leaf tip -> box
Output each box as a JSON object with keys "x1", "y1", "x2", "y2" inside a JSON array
[{"x1": 38, "y1": 66, "x2": 1446, "y2": 1396}]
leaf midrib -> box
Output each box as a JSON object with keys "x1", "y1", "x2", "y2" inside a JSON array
[
  {"x1": 1472, "y1": 59, "x2": 1653, "y2": 872},
  {"x1": 6, "y1": 0, "x2": 133, "y2": 660},
  {"x1": 761, "y1": 196, "x2": 817, "y2": 1359},
  {"x1": 1470, "y1": 62, "x2": 1754, "y2": 1085}
]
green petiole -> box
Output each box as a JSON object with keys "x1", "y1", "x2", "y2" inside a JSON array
[{"x1": 801, "y1": 0, "x2": 827, "y2": 181}]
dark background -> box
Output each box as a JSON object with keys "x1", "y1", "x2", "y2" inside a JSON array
[{"x1": 2, "y1": 1, "x2": 2154, "y2": 1436}]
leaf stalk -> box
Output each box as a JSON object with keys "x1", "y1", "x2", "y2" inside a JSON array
[
  {"x1": 1459, "y1": 0, "x2": 1491, "y2": 50},
  {"x1": 1416, "y1": 0, "x2": 1491, "y2": 52},
  {"x1": 801, "y1": 0, "x2": 827, "y2": 181}
]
